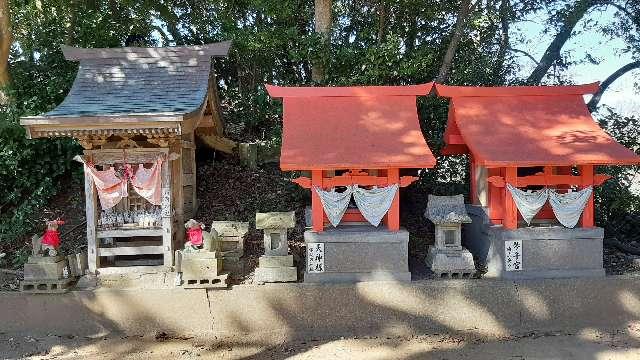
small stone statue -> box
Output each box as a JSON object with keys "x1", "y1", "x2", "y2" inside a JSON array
[
  {"x1": 35, "y1": 219, "x2": 64, "y2": 257},
  {"x1": 183, "y1": 219, "x2": 219, "y2": 253},
  {"x1": 176, "y1": 219, "x2": 227, "y2": 288}
]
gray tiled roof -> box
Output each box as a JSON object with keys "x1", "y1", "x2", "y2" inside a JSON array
[
  {"x1": 37, "y1": 42, "x2": 231, "y2": 120},
  {"x1": 425, "y1": 194, "x2": 472, "y2": 224}
]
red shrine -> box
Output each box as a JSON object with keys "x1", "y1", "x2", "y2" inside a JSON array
[
  {"x1": 267, "y1": 84, "x2": 436, "y2": 232},
  {"x1": 435, "y1": 82, "x2": 640, "y2": 230}
]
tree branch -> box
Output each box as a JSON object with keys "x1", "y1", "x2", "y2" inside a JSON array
[
  {"x1": 436, "y1": 0, "x2": 475, "y2": 83},
  {"x1": 508, "y1": 47, "x2": 540, "y2": 65},
  {"x1": 0, "y1": 0, "x2": 12, "y2": 104},
  {"x1": 587, "y1": 60, "x2": 640, "y2": 111},
  {"x1": 526, "y1": 0, "x2": 599, "y2": 84}
]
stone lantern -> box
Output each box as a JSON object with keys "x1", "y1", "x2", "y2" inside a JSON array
[
  {"x1": 425, "y1": 194, "x2": 475, "y2": 278},
  {"x1": 254, "y1": 211, "x2": 297, "y2": 283}
]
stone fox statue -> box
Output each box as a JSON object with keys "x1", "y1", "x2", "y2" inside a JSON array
[{"x1": 32, "y1": 219, "x2": 65, "y2": 257}]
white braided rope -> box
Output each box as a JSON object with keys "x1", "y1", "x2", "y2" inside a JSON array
[
  {"x1": 353, "y1": 184, "x2": 399, "y2": 227},
  {"x1": 548, "y1": 187, "x2": 593, "y2": 228},
  {"x1": 506, "y1": 184, "x2": 549, "y2": 225},
  {"x1": 314, "y1": 186, "x2": 353, "y2": 227}
]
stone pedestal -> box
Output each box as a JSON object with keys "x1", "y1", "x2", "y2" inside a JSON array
[
  {"x1": 255, "y1": 212, "x2": 298, "y2": 284},
  {"x1": 426, "y1": 247, "x2": 475, "y2": 278},
  {"x1": 304, "y1": 226, "x2": 411, "y2": 283},
  {"x1": 464, "y1": 205, "x2": 605, "y2": 279},
  {"x1": 21, "y1": 255, "x2": 73, "y2": 293},
  {"x1": 176, "y1": 251, "x2": 228, "y2": 289},
  {"x1": 255, "y1": 255, "x2": 297, "y2": 283}
]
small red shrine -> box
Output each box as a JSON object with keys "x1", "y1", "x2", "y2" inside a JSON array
[
  {"x1": 435, "y1": 82, "x2": 640, "y2": 230},
  {"x1": 266, "y1": 84, "x2": 436, "y2": 232}
]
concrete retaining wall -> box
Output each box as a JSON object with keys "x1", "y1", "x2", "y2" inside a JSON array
[{"x1": 2, "y1": 276, "x2": 639, "y2": 341}]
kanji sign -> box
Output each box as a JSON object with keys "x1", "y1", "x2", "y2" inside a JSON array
[
  {"x1": 505, "y1": 240, "x2": 523, "y2": 271},
  {"x1": 307, "y1": 242, "x2": 325, "y2": 273}
]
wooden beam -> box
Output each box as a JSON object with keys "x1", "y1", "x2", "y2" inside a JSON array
[
  {"x1": 96, "y1": 228, "x2": 163, "y2": 238},
  {"x1": 83, "y1": 153, "x2": 99, "y2": 274},
  {"x1": 98, "y1": 246, "x2": 164, "y2": 257},
  {"x1": 387, "y1": 168, "x2": 401, "y2": 231},
  {"x1": 195, "y1": 130, "x2": 237, "y2": 154},
  {"x1": 292, "y1": 175, "x2": 418, "y2": 189},
  {"x1": 488, "y1": 174, "x2": 611, "y2": 187},
  {"x1": 503, "y1": 167, "x2": 518, "y2": 230},
  {"x1": 161, "y1": 160, "x2": 173, "y2": 267},
  {"x1": 311, "y1": 170, "x2": 324, "y2": 233},
  {"x1": 580, "y1": 165, "x2": 595, "y2": 228}
]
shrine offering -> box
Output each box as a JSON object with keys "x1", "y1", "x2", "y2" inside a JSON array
[
  {"x1": 435, "y1": 83, "x2": 640, "y2": 279},
  {"x1": 20, "y1": 41, "x2": 231, "y2": 274},
  {"x1": 267, "y1": 84, "x2": 436, "y2": 283}
]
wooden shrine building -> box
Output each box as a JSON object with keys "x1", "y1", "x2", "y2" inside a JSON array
[
  {"x1": 435, "y1": 82, "x2": 640, "y2": 230},
  {"x1": 266, "y1": 84, "x2": 436, "y2": 232},
  {"x1": 20, "y1": 41, "x2": 231, "y2": 274}
]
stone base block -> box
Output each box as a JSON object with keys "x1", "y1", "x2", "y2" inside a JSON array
[
  {"x1": 182, "y1": 273, "x2": 229, "y2": 289},
  {"x1": 463, "y1": 208, "x2": 605, "y2": 280},
  {"x1": 254, "y1": 267, "x2": 297, "y2": 283},
  {"x1": 426, "y1": 247, "x2": 475, "y2": 278},
  {"x1": 259, "y1": 255, "x2": 293, "y2": 268},
  {"x1": 20, "y1": 278, "x2": 73, "y2": 293},
  {"x1": 182, "y1": 257, "x2": 223, "y2": 279},
  {"x1": 23, "y1": 258, "x2": 67, "y2": 280},
  {"x1": 303, "y1": 226, "x2": 410, "y2": 284}
]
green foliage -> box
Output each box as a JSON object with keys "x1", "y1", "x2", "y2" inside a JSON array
[{"x1": 595, "y1": 111, "x2": 640, "y2": 240}]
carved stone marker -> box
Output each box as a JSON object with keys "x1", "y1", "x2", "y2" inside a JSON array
[
  {"x1": 425, "y1": 194, "x2": 476, "y2": 278},
  {"x1": 254, "y1": 212, "x2": 297, "y2": 284}
]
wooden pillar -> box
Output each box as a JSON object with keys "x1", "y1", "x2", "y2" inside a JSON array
[
  {"x1": 83, "y1": 156, "x2": 99, "y2": 274},
  {"x1": 311, "y1": 169, "x2": 324, "y2": 232},
  {"x1": 161, "y1": 160, "x2": 173, "y2": 267},
  {"x1": 387, "y1": 168, "x2": 400, "y2": 231},
  {"x1": 580, "y1": 165, "x2": 595, "y2": 228},
  {"x1": 503, "y1": 167, "x2": 518, "y2": 230},
  {"x1": 170, "y1": 142, "x2": 184, "y2": 249},
  {"x1": 470, "y1": 156, "x2": 477, "y2": 204}
]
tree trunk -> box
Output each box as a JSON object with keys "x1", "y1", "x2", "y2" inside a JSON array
[
  {"x1": 491, "y1": 0, "x2": 511, "y2": 82},
  {"x1": 436, "y1": 0, "x2": 474, "y2": 83},
  {"x1": 312, "y1": 0, "x2": 331, "y2": 83},
  {"x1": 377, "y1": 1, "x2": 387, "y2": 45},
  {"x1": 526, "y1": 0, "x2": 598, "y2": 84},
  {"x1": 65, "y1": 0, "x2": 77, "y2": 45},
  {"x1": 587, "y1": 61, "x2": 640, "y2": 112},
  {"x1": 0, "y1": 0, "x2": 11, "y2": 104}
]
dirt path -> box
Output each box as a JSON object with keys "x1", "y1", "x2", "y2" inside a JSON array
[{"x1": 3, "y1": 324, "x2": 640, "y2": 360}]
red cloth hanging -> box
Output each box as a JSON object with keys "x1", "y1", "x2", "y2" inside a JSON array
[
  {"x1": 42, "y1": 230, "x2": 61, "y2": 248},
  {"x1": 77, "y1": 156, "x2": 163, "y2": 209},
  {"x1": 129, "y1": 158, "x2": 163, "y2": 206}
]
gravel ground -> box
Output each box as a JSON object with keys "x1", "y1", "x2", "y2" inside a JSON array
[{"x1": 3, "y1": 323, "x2": 640, "y2": 360}]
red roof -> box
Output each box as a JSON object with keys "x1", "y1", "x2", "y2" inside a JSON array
[
  {"x1": 435, "y1": 83, "x2": 640, "y2": 167},
  {"x1": 267, "y1": 84, "x2": 436, "y2": 170}
]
